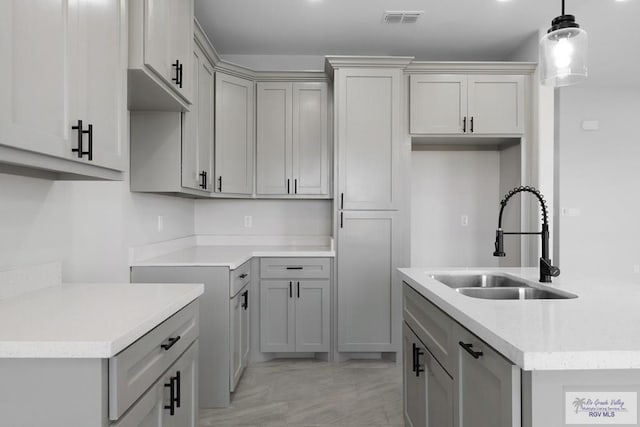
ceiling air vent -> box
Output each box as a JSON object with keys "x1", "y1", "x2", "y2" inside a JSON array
[{"x1": 383, "y1": 11, "x2": 424, "y2": 24}]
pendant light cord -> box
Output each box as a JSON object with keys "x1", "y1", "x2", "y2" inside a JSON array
[{"x1": 562, "y1": 0, "x2": 565, "y2": 15}]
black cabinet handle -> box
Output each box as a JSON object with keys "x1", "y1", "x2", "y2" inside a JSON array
[
  {"x1": 340, "y1": 193, "x2": 344, "y2": 209},
  {"x1": 287, "y1": 178, "x2": 290, "y2": 194},
  {"x1": 242, "y1": 290, "x2": 249, "y2": 309},
  {"x1": 459, "y1": 341, "x2": 483, "y2": 359},
  {"x1": 297, "y1": 281, "x2": 300, "y2": 298},
  {"x1": 172, "y1": 60, "x2": 183, "y2": 88},
  {"x1": 340, "y1": 212, "x2": 343, "y2": 228},
  {"x1": 164, "y1": 377, "x2": 176, "y2": 415},
  {"x1": 411, "y1": 343, "x2": 417, "y2": 373},
  {"x1": 470, "y1": 116, "x2": 474, "y2": 133},
  {"x1": 71, "y1": 120, "x2": 92, "y2": 160},
  {"x1": 161, "y1": 336, "x2": 181, "y2": 351},
  {"x1": 289, "y1": 281, "x2": 292, "y2": 298},
  {"x1": 217, "y1": 176, "x2": 222, "y2": 192},
  {"x1": 286, "y1": 267, "x2": 303, "y2": 270},
  {"x1": 175, "y1": 371, "x2": 181, "y2": 408},
  {"x1": 239, "y1": 273, "x2": 248, "y2": 279},
  {"x1": 199, "y1": 171, "x2": 207, "y2": 189},
  {"x1": 415, "y1": 347, "x2": 425, "y2": 377},
  {"x1": 463, "y1": 116, "x2": 467, "y2": 133},
  {"x1": 294, "y1": 179, "x2": 298, "y2": 194}
]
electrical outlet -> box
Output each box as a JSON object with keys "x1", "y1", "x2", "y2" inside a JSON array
[
  {"x1": 157, "y1": 215, "x2": 164, "y2": 232},
  {"x1": 561, "y1": 208, "x2": 582, "y2": 217},
  {"x1": 461, "y1": 215, "x2": 469, "y2": 227},
  {"x1": 244, "y1": 215, "x2": 252, "y2": 228}
]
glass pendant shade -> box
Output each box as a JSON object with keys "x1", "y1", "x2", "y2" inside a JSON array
[{"x1": 540, "y1": 15, "x2": 588, "y2": 87}]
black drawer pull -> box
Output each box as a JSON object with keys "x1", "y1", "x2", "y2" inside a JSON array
[
  {"x1": 239, "y1": 273, "x2": 248, "y2": 279},
  {"x1": 161, "y1": 335, "x2": 181, "y2": 351},
  {"x1": 459, "y1": 341, "x2": 483, "y2": 359},
  {"x1": 286, "y1": 267, "x2": 303, "y2": 270},
  {"x1": 242, "y1": 290, "x2": 249, "y2": 309}
]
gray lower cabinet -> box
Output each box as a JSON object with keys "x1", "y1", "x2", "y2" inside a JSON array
[
  {"x1": 338, "y1": 211, "x2": 400, "y2": 352},
  {"x1": 131, "y1": 263, "x2": 251, "y2": 408},
  {"x1": 454, "y1": 323, "x2": 521, "y2": 427},
  {"x1": 403, "y1": 323, "x2": 454, "y2": 427},
  {"x1": 403, "y1": 282, "x2": 521, "y2": 427},
  {"x1": 0, "y1": 302, "x2": 199, "y2": 427},
  {"x1": 259, "y1": 258, "x2": 331, "y2": 353},
  {"x1": 115, "y1": 341, "x2": 198, "y2": 427}
]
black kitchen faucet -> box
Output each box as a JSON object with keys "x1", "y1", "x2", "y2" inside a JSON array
[{"x1": 493, "y1": 186, "x2": 560, "y2": 283}]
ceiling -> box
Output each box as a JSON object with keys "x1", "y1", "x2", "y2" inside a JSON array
[{"x1": 196, "y1": 0, "x2": 640, "y2": 87}]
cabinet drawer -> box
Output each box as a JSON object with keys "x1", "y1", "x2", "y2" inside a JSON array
[
  {"x1": 109, "y1": 301, "x2": 199, "y2": 420},
  {"x1": 403, "y1": 283, "x2": 454, "y2": 375},
  {"x1": 231, "y1": 260, "x2": 251, "y2": 297},
  {"x1": 260, "y1": 258, "x2": 330, "y2": 279}
]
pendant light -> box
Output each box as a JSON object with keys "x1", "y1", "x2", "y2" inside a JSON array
[{"x1": 539, "y1": 0, "x2": 588, "y2": 87}]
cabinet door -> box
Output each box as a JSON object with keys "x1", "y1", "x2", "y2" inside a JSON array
[
  {"x1": 173, "y1": 341, "x2": 198, "y2": 427},
  {"x1": 241, "y1": 289, "x2": 250, "y2": 368},
  {"x1": 112, "y1": 370, "x2": 172, "y2": 427},
  {"x1": 0, "y1": 0, "x2": 71, "y2": 158},
  {"x1": 260, "y1": 280, "x2": 295, "y2": 352},
  {"x1": 143, "y1": 0, "x2": 192, "y2": 102},
  {"x1": 403, "y1": 324, "x2": 426, "y2": 427},
  {"x1": 72, "y1": 0, "x2": 126, "y2": 170},
  {"x1": 182, "y1": 44, "x2": 214, "y2": 191},
  {"x1": 467, "y1": 75, "x2": 525, "y2": 134},
  {"x1": 409, "y1": 75, "x2": 468, "y2": 135},
  {"x1": 338, "y1": 211, "x2": 400, "y2": 351},
  {"x1": 424, "y1": 348, "x2": 454, "y2": 427},
  {"x1": 295, "y1": 280, "x2": 330, "y2": 352},
  {"x1": 454, "y1": 324, "x2": 521, "y2": 427},
  {"x1": 215, "y1": 72, "x2": 254, "y2": 195},
  {"x1": 229, "y1": 292, "x2": 242, "y2": 392},
  {"x1": 336, "y1": 69, "x2": 401, "y2": 210},
  {"x1": 292, "y1": 82, "x2": 329, "y2": 196},
  {"x1": 256, "y1": 82, "x2": 292, "y2": 195}
]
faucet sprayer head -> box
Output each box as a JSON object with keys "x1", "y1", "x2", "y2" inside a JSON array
[{"x1": 493, "y1": 229, "x2": 506, "y2": 257}]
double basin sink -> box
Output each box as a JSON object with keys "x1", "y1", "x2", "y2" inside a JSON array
[{"x1": 430, "y1": 273, "x2": 578, "y2": 300}]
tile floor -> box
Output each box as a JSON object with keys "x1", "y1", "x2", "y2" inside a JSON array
[{"x1": 199, "y1": 359, "x2": 404, "y2": 427}]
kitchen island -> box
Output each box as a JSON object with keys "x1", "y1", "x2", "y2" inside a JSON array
[
  {"x1": 399, "y1": 267, "x2": 640, "y2": 427},
  {"x1": 0, "y1": 280, "x2": 204, "y2": 426}
]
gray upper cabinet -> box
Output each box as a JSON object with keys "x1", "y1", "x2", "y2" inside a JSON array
[
  {"x1": 338, "y1": 211, "x2": 400, "y2": 352},
  {"x1": 0, "y1": 0, "x2": 126, "y2": 178},
  {"x1": 467, "y1": 75, "x2": 525, "y2": 134},
  {"x1": 182, "y1": 42, "x2": 214, "y2": 192},
  {"x1": 409, "y1": 75, "x2": 467, "y2": 135},
  {"x1": 128, "y1": 0, "x2": 194, "y2": 110},
  {"x1": 336, "y1": 69, "x2": 401, "y2": 210},
  {"x1": 256, "y1": 82, "x2": 329, "y2": 197},
  {"x1": 454, "y1": 323, "x2": 521, "y2": 427},
  {"x1": 409, "y1": 74, "x2": 525, "y2": 135},
  {"x1": 215, "y1": 72, "x2": 255, "y2": 195}
]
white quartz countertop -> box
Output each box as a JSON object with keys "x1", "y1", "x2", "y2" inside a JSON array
[
  {"x1": 131, "y1": 245, "x2": 335, "y2": 269},
  {"x1": 0, "y1": 283, "x2": 203, "y2": 358},
  {"x1": 399, "y1": 267, "x2": 640, "y2": 371}
]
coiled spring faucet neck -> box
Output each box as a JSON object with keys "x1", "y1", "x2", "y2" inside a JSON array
[{"x1": 493, "y1": 186, "x2": 560, "y2": 283}]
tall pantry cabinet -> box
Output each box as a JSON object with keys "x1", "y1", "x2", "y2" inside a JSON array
[{"x1": 329, "y1": 58, "x2": 409, "y2": 354}]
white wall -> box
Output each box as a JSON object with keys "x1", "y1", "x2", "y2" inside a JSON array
[
  {"x1": 557, "y1": 86, "x2": 640, "y2": 283},
  {"x1": 195, "y1": 199, "x2": 332, "y2": 236},
  {"x1": 410, "y1": 149, "x2": 501, "y2": 268},
  {"x1": 498, "y1": 143, "x2": 522, "y2": 267},
  {"x1": 0, "y1": 173, "x2": 194, "y2": 283},
  {"x1": 220, "y1": 54, "x2": 325, "y2": 71}
]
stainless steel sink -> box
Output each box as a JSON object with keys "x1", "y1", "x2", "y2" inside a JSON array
[
  {"x1": 456, "y1": 287, "x2": 577, "y2": 300},
  {"x1": 429, "y1": 272, "x2": 578, "y2": 300},
  {"x1": 430, "y1": 273, "x2": 529, "y2": 289}
]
